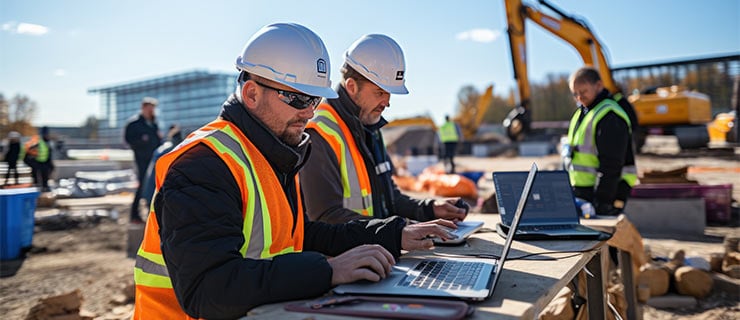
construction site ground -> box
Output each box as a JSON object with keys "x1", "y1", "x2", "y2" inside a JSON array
[{"x1": 1, "y1": 137, "x2": 739, "y2": 319}]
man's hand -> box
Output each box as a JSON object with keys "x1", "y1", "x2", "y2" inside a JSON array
[
  {"x1": 432, "y1": 198, "x2": 469, "y2": 222},
  {"x1": 326, "y1": 244, "x2": 395, "y2": 286},
  {"x1": 401, "y1": 219, "x2": 458, "y2": 251}
]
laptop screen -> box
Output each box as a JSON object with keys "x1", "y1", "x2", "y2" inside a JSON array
[{"x1": 494, "y1": 170, "x2": 580, "y2": 226}]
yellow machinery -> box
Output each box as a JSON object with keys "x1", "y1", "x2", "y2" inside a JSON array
[
  {"x1": 502, "y1": 0, "x2": 634, "y2": 141},
  {"x1": 454, "y1": 85, "x2": 494, "y2": 140},
  {"x1": 501, "y1": 0, "x2": 732, "y2": 149},
  {"x1": 629, "y1": 86, "x2": 712, "y2": 126}
]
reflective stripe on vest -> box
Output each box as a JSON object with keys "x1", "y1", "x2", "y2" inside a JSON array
[
  {"x1": 133, "y1": 119, "x2": 305, "y2": 318},
  {"x1": 438, "y1": 121, "x2": 459, "y2": 143},
  {"x1": 567, "y1": 99, "x2": 637, "y2": 187},
  {"x1": 307, "y1": 103, "x2": 374, "y2": 216}
]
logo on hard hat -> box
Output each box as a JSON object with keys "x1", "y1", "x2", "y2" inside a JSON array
[
  {"x1": 395, "y1": 71, "x2": 404, "y2": 80},
  {"x1": 317, "y1": 59, "x2": 327, "y2": 74}
]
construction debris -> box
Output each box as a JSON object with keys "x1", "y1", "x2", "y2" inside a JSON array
[{"x1": 25, "y1": 290, "x2": 94, "y2": 320}]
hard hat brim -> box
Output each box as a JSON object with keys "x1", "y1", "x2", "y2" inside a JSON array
[
  {"x1": 377, "y1": 83, "x2": 409, "y2": 95},
  {"x1": 285, "y1": 82, "x2": 339, "y2": 99}
]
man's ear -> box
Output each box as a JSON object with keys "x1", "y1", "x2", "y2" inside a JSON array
[
  {"x1": 241, "y1": 81, "x2": 259, "y2": 109},
  {"x1": 345, "y1": 78, "x2": 358, "y2": 95}
]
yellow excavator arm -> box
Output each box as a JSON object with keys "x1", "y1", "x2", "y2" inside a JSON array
[{"x1": 504, "y1": 0, "x2": 625, "y2": 140}]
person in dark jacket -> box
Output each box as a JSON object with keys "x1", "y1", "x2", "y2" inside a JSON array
[
  {"x1": 124, "y1": 97, "x2": 161, "y2": 223},
  {"x1": 3, "y1": 131, "x2": 21, "y2": 186},
  {"x1": 141, "y1": 124, "x2": 183, "y2": 209},
  {"x1": 132, "y1": 23, "x2": 455, "y2": 320},
  {"x1": 301, "y1": 34, "x2": 468, "y2": 224},
  {"x1": 565, "y1": 67, "x2": 637, "y2": 216}
]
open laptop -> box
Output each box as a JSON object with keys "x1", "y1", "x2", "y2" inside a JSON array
[
  {"x1": 493, "y1": 170, "x2": 611, "y2": 241},
  {"x1": 333, "y1": 163, "x2": 538, "y2": 301}
]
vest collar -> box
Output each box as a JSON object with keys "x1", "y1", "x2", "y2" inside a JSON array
[
  {"x1": 219, "y1": 94, "x2": 309, "y2": 174},
  {"x1": 583, "y1": 89, "x2": 612, "y2": 112}
]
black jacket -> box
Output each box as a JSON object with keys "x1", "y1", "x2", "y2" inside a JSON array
[
  {"x1": 153, "y1": 94, "x2": 406, "y2": 319},
  {"x1": 572, "y1": 89, "x2": 636, "y2": 213},
  {"x1": 124, "y1": 114, "x2": 161, "y2": 170},
  {"x1": 4, "y1": 141, "x2": 20, "y2": 166},
  {"x1": 302, "y1": 85, "x2": 435, "y2": 224}
]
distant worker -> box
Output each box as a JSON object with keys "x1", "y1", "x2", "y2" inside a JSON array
[
  {"x1": 438, "y1": 114, "x2": 462, "y2": 173},
  {"x1": 301, "y1": 34, "x2": 469, "y2": 224},
  {"x1": 141, "y1": 124, "x2": 183, "y2": 209},
  {"x1": 124, "y1": 97, "x2": 161, "y2": 224},
  {"x1": 564, "y1": 66, "x2": 637, "y2": 216},
  {"x1": 3, "y1": 131, "x2": 21, "y2": 186},
  {"x1": 132, "y1": 23, "x2": 455, "y2": 319},
  {"x1": 20, "y1": 127, "x2": 54, "y2": 192}
]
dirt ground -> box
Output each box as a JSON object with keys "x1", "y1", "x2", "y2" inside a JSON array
[{"x1": 1, "y1": 139, "x2": 739, "y2": 319}]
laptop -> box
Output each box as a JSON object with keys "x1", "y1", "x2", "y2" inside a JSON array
[
  {"x1": 493, "y1": 170, "x2": 611, "y2": 241},
  {"x1": 431, "y1": 220, "x2": 484, "y2": 245},
  {"x1": 333, "y1": 163, "x2": 538, "y2": 301}
]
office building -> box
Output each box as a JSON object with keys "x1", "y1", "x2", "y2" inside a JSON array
[{"x1": 89, "y1": 70, "x2": 237, "y2": 143}]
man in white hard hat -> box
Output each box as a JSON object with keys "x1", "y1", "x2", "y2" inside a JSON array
[
  {"x1": 133, "y1": 23, "x2": 455, "y2": 319},
  {"x1": 301, "y1": 34, "x2": 469, "y2": 224}
]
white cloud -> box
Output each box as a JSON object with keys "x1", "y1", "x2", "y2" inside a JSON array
[
  {"x1": 54, "y1": 69, "x2": 66, "y2": 77},
  {"x1": 456, "y1": 28, "x2": 501, "y2": 43},
  {"x1": 2, "y1": 21, "x2": 49, "y2": 35}
]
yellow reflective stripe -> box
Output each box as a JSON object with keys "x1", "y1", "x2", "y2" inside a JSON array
[
  {"x1": 315, "y1": 121, "x2": 352, "y2": 199},
  {"x1": 134, "y1": 267, "x2": 173, "y2": 289},
  {"x1": 202, "y1": 133, "x2": 263, "y2": 259},
  {"x1": 138, "y1": 247, "x2": 166, "y2": 265},
  {"x1": 134, "y1": 236, "x2": 172, "y2": 288}
]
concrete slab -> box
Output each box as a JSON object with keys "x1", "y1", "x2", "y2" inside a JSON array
[{"x1": 624, "y1": 198, "x2": 706, "y2": 236}]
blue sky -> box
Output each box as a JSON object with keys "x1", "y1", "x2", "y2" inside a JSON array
[{"x1": 1, "y1": 0, "x2": 738, "y2": 126}]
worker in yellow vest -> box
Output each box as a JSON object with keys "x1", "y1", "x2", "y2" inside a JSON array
[
  {"x1": 133, "y1": 23, "x2": 456, "y2": 320},
  {"x1": 564, "y1": 67, "x2": 637, "y2": 216},
  {"x1": 438, "y1": 115, "x2": 462, "y2": 173},
  {"x1": 20, "y1": 126, "x2": 54, "y2": 191},
  {"x1": 301, "y1": 34, "x2": 469, "y2": 224}
]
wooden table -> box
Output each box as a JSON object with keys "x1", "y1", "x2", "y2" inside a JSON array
[{"x1": 243, "y1": 213, "x2": 628, "y2": 319}]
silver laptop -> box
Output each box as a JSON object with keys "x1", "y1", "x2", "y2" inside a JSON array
[
  {"x1": 494, "y1": 170, "x2": 610, "y2": 241},
  {"x1": 432, "y1": 220, "x2": 484, "y2": 245},
  {"x1": 333, "y1": 163, "x2": 538, "y2": 301}
]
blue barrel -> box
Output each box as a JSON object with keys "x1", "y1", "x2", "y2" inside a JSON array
[{"x1": 1, "y1": 187, "x2": 40, "y2": 260}]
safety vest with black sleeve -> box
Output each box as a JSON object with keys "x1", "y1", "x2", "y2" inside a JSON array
[
  {"x1": 565, "y1": 99, "x2": 638, "y2": 188},
  {"x1": 133, "y1": 119, "x2": 305, "y2": 319},
  {"x1": 306, "y1": 103, "x2": 374, "y2": 217},
  {"x1": 438, "y1": 121, "x2": 460, "y2": 143},
  {"x1": 19, "y1": 136, "x2": 49, "y2": 162}
]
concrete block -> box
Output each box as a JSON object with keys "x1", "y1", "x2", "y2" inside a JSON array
[
  {"x1": 712, "y1": 272, "x2": 740, "y2": 301},
  {"x1": 127, "y1": 223, "x2": 145, "y2": 259},
  {"x1": 624, "y1": 198, "x2": 705, "y2": 236},
  {"x1": 518, "y1": 141, "x2": 553, "y2": 157},
  {"x1": 645, "y1": 294, "x2": 697, "y2": 309}
]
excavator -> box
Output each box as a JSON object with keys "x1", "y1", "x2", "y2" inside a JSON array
[
  {"x1": 502, "y1": 0, "x2": 638, "y2": 143},
  {"x1": 502, "y1": 0, "x2": 733, "y2": 149}
]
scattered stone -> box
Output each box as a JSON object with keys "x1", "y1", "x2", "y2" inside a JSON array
[{"x1": 674, "y1": 266, "x2": 714, "y2": 298}]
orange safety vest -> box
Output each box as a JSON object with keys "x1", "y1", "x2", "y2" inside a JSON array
[
  {"x1": 133, "y1": 119, "x2": 305, "y2": 319},
  {"x1": 307, "y1": 103, "x2": 374, "y2": 216}
]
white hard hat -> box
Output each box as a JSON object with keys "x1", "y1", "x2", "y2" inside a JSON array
[
  {"x1": 344, "y1": 34, "x2": 408, "y2": 95},
  {"x1": 235, "y1": 22, "x2": 337, "y2": 99},
  {"x1": 8, "y1": 131, "x2": 21, "y2": 139}
]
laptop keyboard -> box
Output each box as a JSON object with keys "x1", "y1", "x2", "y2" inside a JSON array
[{"x1": 398, "y1": 260, "x2": 485, "y2": 291}]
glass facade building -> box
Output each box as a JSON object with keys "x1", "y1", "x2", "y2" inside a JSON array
[{"x1": 89, "y1": 70, "x2": 237, "y2": 143}]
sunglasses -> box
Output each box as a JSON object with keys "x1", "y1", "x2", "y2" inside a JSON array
[{"x1": 253, "y1": 81, "x2": 321, "y2": 110}]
